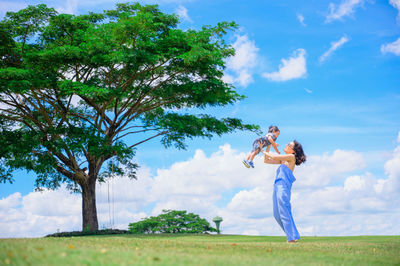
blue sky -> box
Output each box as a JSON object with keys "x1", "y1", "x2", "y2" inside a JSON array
[{"x1": 1, "y1": 0, "x2": 400, "y2": 237}]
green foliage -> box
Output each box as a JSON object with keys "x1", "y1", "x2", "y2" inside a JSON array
[
  {"x1": 129, "y1": 210, "x2": 217, "y2": 234},
  {"x1": 0, "y1": 2, "x2": 259, "y2": 230},
  {"x1": 0, "y1": 2, "x2": 259, "y2": 189}
]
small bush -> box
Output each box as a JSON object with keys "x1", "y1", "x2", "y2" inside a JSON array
[
  {"x1": 129, "y1": 209, "x2": 217, "y2": 234},
  {"x1": 45, "y1": 229, "x2": 130, "y2": 237}
]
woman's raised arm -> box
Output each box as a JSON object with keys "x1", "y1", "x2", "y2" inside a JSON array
[
  {"x1": 264, "y1": 156, "x2": 281, "y2": 164},
  {"x1": 263, "y1": 151, "x2": 281, "y2": 164},
  {"x1": 263, "y1": 151, "x2": 295, "y2": 164}
]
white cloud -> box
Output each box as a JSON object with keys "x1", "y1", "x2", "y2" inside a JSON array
[
  {"x1": 319, "y1": 36, "x2": 349, "y2": 63},
  {"x1": 344, "y1": 175, "x2": 366, "y2": 191},
  {"x1": 2, "y1": 133, "x2": 400, "y2": 238},
  {"x1": 149, "y1": 145, "x2": 276, "y2": 216},
  {"x1": 295, "y1": 149, "x2": 366, "y2": 188},
  {"x1": 175, "y1": 5, "x2": 192, "y2": 23},
  {"x1": 297, "y1": 13, "x2": 306, "y2": 26},
  {"x1": 295, "y1": 171, "x2": 391, "y2": 217},
  {"x1": 0, "y1": 187, "x2": 81, "y2": 238},
  {"x1": 227, "y1": 186, "x2": 273, "y2": 219},
  {"x1": 390, "y1": 0, "x2": 400, "y2": 22},
  {"x1": 56, "y1": 0, "x2": 78, "y2": 14},
  {"x1": 0, "y1": 192, "x2": 21, "y2": 210},
  {"x1": 325, "y1": 0, "x2": 365, "y2": 23},
  {"x1": 0, "y1": 167, "x2": 154, "y2": 237},
  {"x1": 0, "y1": 1, "x2": 26, "y2": 17},
  {"x1": 262, "y1": 48, "x2": 307, "y2": 82},
  {"x1": 223, "y1": 34, "x2": 260, "y2": 87},
  {"x1": 227, "y1": 35, "x2": 258, "y2": 72},
  {"x1": 381, "y1": 37, "x2": 400, "y2": 56},
  {"x1": 380, "y1": 132, "x2": 400, "y2": 195}
]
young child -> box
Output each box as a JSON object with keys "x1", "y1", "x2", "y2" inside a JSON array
[{"x1": 243, "y1": 125, "x2": 280, "y2": 168}]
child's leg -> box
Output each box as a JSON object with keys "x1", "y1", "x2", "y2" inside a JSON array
[
  {"x1": 248, "y1": 148, "x2": 259, "y2": 161},
  {"x1": 246, "y1": 150, "x2": 255, "y2": 161},
  {"x1": 247, "y1": 140, "x2": 262, "y2": 161}
]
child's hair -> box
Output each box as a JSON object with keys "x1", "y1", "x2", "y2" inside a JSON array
[
  {"x1": 293, "y1": 140, "x2": 306, "y2": 165},
  {"x1": 268, "y1": 125, "x2": 279, "y2": 133}
]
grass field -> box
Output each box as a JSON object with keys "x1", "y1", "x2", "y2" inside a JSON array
[{"x1": 1, "y1": 235, "x2": 399, "y2": 265}]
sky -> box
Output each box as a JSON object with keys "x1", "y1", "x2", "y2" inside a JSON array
[{"x1": 1, "y1": 0, "x2": 400, "y2": 238}]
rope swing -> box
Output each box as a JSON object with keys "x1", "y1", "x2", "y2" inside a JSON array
[{"x1": 107, "y1": 158, "x2": 115, "y2": 229}]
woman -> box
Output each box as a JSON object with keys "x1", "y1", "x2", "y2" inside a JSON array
[{"x1": 262, "y1": 140, "x2": 306, "y2": 243}]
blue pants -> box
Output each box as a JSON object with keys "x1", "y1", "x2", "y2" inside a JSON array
[{"x1": 273, "y1": 180, "x2": 300, "y2": 241}]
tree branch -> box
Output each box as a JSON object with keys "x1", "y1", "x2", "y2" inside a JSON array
[
  {"x1": 129, "y1": 130, "x2": 168, "y2": 148},
  {"x1": 114, "y1": 128, "x2": 161, "y2": 141}
]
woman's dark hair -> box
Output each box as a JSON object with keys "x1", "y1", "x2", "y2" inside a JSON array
[
  {"x1": 293, "y1": 140, "x2": 306, "y2": 165},
  {"x1": 268, "y1": 125, "x2": 279, "y2": 133}
]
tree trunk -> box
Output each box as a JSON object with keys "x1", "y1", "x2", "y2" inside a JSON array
[{"x1": 81, "y1": 178, "x2": 98, "y2": 231}]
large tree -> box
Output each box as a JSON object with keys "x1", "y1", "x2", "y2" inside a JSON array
[{"x1": 0, "y1": 3, "x2": 259, "y2": 231}]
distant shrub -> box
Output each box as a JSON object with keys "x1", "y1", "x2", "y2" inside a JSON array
[
  {"x1": 129, "y1": 210, "x2": 217, "y2": 234},
  {"x1": 46, "y1": 229, "x2": 130, "y2": 237}
]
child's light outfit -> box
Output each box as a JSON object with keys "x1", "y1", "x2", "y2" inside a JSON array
[
  {"x1": 251, "y1": 132, "x2": 277, "y2": 153},
  {"x1": 243, "y1": 132, "x2": 278, "y2": 168}
]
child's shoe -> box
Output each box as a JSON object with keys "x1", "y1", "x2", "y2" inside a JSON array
[
  {"x1": 248, "y1": 161, "x2": 255, "y2": 168},
  {"x1": 242, "y1": 160, "x2": 250, "y2": 168}
]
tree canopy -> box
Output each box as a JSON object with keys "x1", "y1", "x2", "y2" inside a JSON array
[
  {"x1": 128, "y1": 209, "x2": 216, "y2": 234},
  {"x1": 0, "y1": 3, "x2": 259, "y2": 231}
]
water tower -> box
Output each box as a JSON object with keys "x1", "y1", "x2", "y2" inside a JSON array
[{"x1": 212, "y1": 216, "x2": 223, "y2": 234}]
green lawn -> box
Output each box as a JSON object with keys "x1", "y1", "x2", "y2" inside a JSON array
[{"x1": 1, "y1": 235, "x2": 399, "y2": 265}]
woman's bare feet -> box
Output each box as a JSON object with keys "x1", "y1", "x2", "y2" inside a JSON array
[{"x1": 287, "y1": 240, "x2": 298, "y2": 243}]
